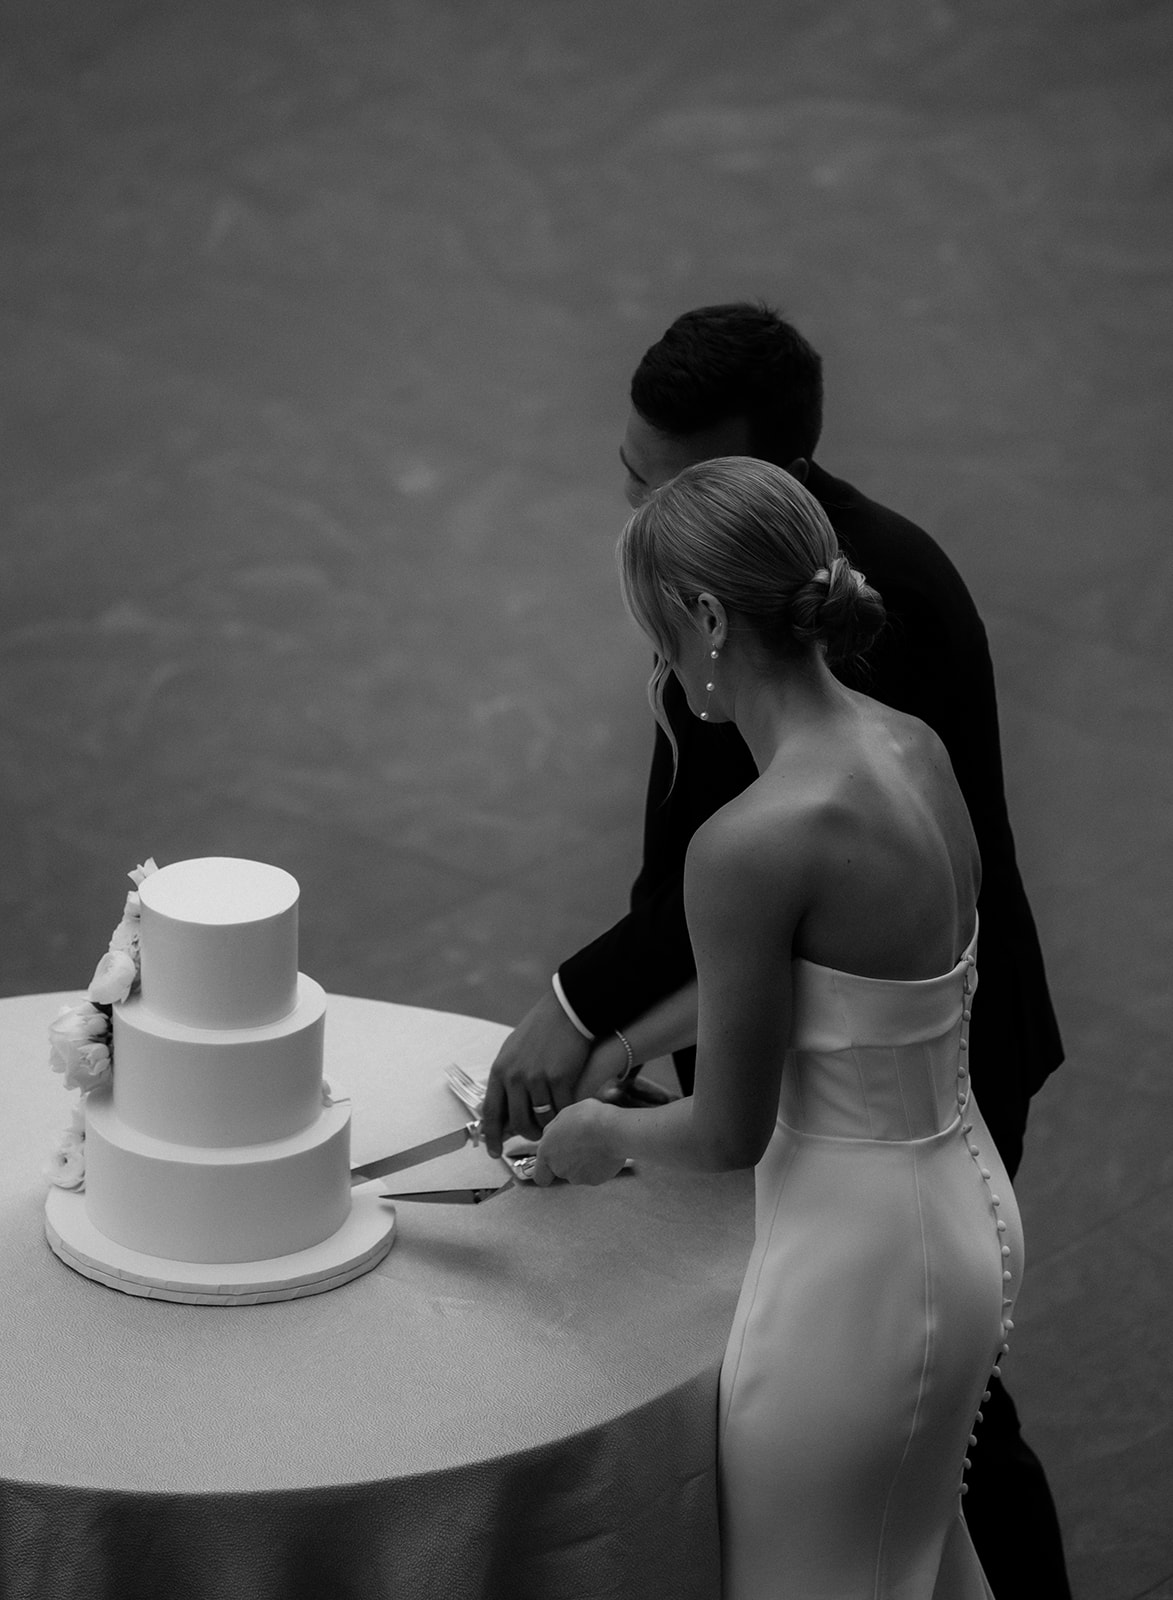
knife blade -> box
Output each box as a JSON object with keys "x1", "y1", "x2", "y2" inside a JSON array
[
  {"x1": 349, "y1": 1120, "x2": 480, "y2": 1186},
  {"x1": 380, "y1": 1183, "x2": 512, "y2": 1204}
]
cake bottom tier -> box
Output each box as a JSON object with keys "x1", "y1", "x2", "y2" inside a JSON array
[
  {"x1": 45, "y1": 1184, "x2": 396, "y2": 1305},
  {"x1": 83, "y1": 1087, "x2": 351, "y2": 1264}
]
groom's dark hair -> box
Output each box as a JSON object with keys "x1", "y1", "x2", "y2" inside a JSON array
[{"x1": 630, "y1": 302, "x2": 824, "y2": 466}]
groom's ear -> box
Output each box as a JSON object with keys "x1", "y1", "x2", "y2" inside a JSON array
[{"x1": 785, "y1": 458, "x2": 810, "y2": 484}]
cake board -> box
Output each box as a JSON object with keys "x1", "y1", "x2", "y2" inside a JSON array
[{"x1": 44, "y1": 1183, "x2": 396, "y2": 1306}]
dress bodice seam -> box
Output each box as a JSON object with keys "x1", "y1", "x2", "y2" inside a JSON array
[{"x1": 772, "y1": 1107, "x2": 964, "y2": 1149}]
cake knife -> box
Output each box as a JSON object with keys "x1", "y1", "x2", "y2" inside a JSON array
[
  {"x1": 349, "y1": 1120, "x2": 482, "y2": 1186},
  {"x1": 379, "y1": 1184, "x2": 512, "y2": 1204}
]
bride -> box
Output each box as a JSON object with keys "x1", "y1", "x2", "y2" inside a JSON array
[{"x1": 531, "y1": 458, "x2": 1020, "y2": 1597}]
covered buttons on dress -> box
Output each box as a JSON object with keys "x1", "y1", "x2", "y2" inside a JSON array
[{"x1": 954, "y1": 949, "x2": 1015, "y2": 1504}]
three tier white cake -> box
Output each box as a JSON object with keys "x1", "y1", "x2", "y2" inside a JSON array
[{"x1": 45, "y1": 857, "x2": 397, "y2": 1304}]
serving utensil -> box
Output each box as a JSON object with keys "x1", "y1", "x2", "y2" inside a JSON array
[{"x1": 349, "y1": 1119, "x2": 481, "y2": 1187}]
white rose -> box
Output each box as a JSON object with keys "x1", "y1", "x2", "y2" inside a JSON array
[
  {"x1": 88, "y1": 947, "x2": 138, "y2": 1004},
  {"x1": 128, "y1": 858, "x2": 158, "y2": 888},
  {"x1": 44, "y1": 1129, "x2": 85, "y2": 1190}
]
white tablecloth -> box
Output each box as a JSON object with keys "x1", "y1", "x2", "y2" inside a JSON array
[{"x1": 0, "y1": 991, "x2": 754, "y2": 1600}]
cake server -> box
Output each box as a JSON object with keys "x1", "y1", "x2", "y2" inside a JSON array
[{"x1": 349, "y1": 1119, "x2": 482, "y2": 1186}]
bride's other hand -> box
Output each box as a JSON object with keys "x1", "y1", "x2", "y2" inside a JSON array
[
  {"x1": 532, "y1": 1100, "x2": 626, "y2": 1187},
  {"x1": 482, "y1": 990, "x2": 592, "y2": 1158}
]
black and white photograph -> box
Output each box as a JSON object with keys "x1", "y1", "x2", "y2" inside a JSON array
[{"x1": 1, "y1": 2, "x2": 1170, "y2": 1596}]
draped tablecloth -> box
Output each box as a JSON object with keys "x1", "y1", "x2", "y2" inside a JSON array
[{"x1": 0, "y1": 992, "x2": 754, "y2": 1600}]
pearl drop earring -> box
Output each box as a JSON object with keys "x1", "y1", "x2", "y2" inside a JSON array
[{"x1": 701, "y1": 649, "x2": 719, "y2": 721}]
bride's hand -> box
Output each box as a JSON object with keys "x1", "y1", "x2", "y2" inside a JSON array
[{"x1": 532, "y1": 1100, "x2": 627, "y2": 1187}]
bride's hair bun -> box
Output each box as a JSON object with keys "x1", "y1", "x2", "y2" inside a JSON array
[{"x1": 788, "y1": 554, "x2": 885, "y2": 662}]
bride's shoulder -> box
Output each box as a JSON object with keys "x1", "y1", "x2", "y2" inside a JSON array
[
  {"x1": 687, "y1": 781, "x2": 826, "y2": 888},
  {"x1": 861, "y1": 695, "x2": 952, "y2": 773},
  {"x1": 684, "y1": 793, "x2": 816, "y2": 941}
]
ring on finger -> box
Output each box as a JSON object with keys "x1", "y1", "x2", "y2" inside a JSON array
[{"x1": 533, "y1": 1102, "x2": 554, "y2": 1117}]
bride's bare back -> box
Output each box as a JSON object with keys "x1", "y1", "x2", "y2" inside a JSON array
[
  {"x1": 736, "y1": 689, "x2": 980, "y2": 981},
  {"x1": 682, "y1": 684, "x2": 980, "y2": 1168}
]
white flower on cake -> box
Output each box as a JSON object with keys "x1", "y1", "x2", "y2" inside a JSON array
[
  {"x1": 44, "y1": 1133, "x2": 85, "y2": 1190},
  {"x1": 49, "y1": 1002, "x2": 113, "y2": 1093},
  {"x1": 44, "y1": 857, "x2": 158, "y2": 1189},
  {"x1": 88, "y1": 948, "x2": 138, "y2": 1005},
  {"x1": 86, "y1": 858, "x2": 158, "y2": 1004},
  {"x1": 44, "y1": 1103, "x2": 87, "y2": 1190}
]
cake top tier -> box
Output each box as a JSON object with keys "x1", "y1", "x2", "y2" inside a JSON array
[
  {"x1": 137, "y1": 858, "x2": 302, "y2": 1030},
  {"x1": 139, "y1": 858, "x2": 299, "y2": 927}
]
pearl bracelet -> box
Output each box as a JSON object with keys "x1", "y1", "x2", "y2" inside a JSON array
[{"x1": 614, "y1": 1027, "x2": 636, "y2": 1080}]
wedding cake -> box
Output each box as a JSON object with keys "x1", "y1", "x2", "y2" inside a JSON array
[{"x1": 44, "y1": 857, "x2": 397, "y2": 1304}]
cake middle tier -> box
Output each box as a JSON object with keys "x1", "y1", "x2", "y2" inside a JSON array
[
  {"x1": 112, "y1": 977, "x2": 327, "y2": 1146},
  {"x1": 83, "y1": 1089, "x2": 353, "y2": 1264}
]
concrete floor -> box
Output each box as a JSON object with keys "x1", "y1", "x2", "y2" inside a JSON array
[{"x1": 3, "y1": 2, "x2": 1172, "y2": 1594}]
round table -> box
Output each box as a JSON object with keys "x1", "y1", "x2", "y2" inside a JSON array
[{"x1": 0, "y1": 992, "x2": 754, "y2": 1600}]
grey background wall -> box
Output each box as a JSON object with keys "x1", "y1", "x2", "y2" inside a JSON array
[{"x1": 3, "y1": 2, "x2": 1171, "y2": 1593}]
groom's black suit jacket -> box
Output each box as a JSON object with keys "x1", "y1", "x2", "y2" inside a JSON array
[{"x1": 558, "y1": 461, "x2": 1062, "y2": 1178}]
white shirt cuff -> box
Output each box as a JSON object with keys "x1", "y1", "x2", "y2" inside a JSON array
[{"x1": 551, "y1": 973, "x2": 594, "y2": 1040}]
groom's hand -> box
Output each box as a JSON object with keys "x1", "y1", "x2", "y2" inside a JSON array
[{"x1": 482, "y1": 990, "x2": 592, "y2": 1157}]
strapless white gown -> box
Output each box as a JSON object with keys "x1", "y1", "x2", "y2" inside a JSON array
[{"x1": 718, "y1": 930, "x2": 1020, "y2": 1598}]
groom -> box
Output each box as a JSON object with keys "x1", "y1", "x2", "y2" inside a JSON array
[{"x1": 482, "y1": 302, "x2": 1070, "y2": 1596}]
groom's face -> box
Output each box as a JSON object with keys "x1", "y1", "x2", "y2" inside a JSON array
[{"x1": 619, "y1": 409, "x2": 751, "y2": 508}]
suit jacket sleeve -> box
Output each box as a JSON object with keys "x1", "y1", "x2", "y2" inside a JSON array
[{"x1": 556, "y1": 682, "x2": 757, "y2": 1036}]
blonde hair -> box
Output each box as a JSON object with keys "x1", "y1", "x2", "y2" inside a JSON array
[{"x1": 617, "y1": 457, "x2": 884, "y2": 762}]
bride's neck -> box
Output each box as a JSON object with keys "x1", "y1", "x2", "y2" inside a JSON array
[{"x1": 729, "y1": 653, "x2": 852, "y2": 774}]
